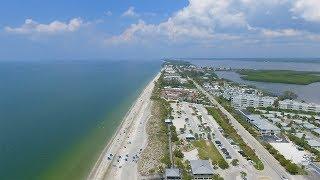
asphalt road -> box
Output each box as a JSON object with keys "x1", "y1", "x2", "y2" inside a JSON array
[{"x1": 192, "y1": 79, "x2": 295, "y2": 180}]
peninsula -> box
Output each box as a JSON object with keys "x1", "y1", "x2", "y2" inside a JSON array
[{"x1": 237, "y1": 70, "x2": 320, "y2": 85}]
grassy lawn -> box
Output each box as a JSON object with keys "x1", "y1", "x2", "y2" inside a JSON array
[
  {"x1": 193, "y1": 140, "x2": 229, "y2": 169},
  {"x1": 237, "y1": 70, "x2": 320, "y2": 85},
  {"x1": 206, "y1": 107, "x2": 264, "y2": 170}
]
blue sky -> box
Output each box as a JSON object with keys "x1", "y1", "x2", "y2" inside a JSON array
[{"x1": 1, "y1": 0, "x2": 320, "y2": 60}]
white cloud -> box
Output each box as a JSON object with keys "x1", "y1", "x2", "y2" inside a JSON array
[
  {"x1": 105, "y1": 0, "x2": 320, "y2": 47},
  {"x1": 5, "y1": 18, "x2": 85, "y2": 35},
  {"x1": 109, "y1": 0, "x2": 249, "y2": 44},
  {"x1": 291, "y1": 0, "x2": 320, "y2": 22},
  {"x1": 122, "y1": 6, "x2": 139, "y2": 18},
  {"x1": 261, "y1": 28, "x2": 302, "y2": 37},
  {"x1": 105, "y1": 11, "x2": 112, "y2": 16},
  {"x1": 107, "y1": 20, "x2": 156, "y2": 44}
]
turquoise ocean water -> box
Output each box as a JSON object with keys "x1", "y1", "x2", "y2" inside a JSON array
[{"x1": 0, "y1": 60, "x2": 160, "y2": 180}]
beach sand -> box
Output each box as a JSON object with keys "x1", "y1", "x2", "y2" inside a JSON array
[{"x1": 87, "y1": 73, "x2": 160, "y2": 180}]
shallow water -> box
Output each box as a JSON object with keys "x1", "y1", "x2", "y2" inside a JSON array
[{"x1": 0, "y1": 60, "x2": 160, "y2": 180}]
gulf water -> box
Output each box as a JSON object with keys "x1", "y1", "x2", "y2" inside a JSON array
[{"x1": 0, "y1": 60, "x2": 160, "y2": 180}]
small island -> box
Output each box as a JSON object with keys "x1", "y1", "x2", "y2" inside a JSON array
[{"x1": 237, "y1": 70, "x2": 320, "y2": 85}]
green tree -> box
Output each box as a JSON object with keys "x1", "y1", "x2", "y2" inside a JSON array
[
  {"x1": 279, "y1": 91, "x2": 298, "y2": 100},
  {"x1": 231, "y1": 159, "x2": 239, "y2": 166},
  {"x1": 173, "y1": 149, "x2": 184, "y2": 158}
]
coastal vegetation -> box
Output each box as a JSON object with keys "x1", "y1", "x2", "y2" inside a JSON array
[
  {"x1": 206, "y1": 107, "x2": 264, "y2": 170},
  {"x1": 279, "y1": 91, "x2": 298, "y2": 100},
  {"x1": 138, "y1": 73, "x2": 173, "y2": 175},
  {"x1": 237, "y1": 70, "x2": 320, "y2": 85}
]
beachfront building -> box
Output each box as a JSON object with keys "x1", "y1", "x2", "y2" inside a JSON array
[
  {"x1": 279, "y1": 100, "x2": 320, "y2": 113},
  {"x1": 165, "y1": 119, "x2": 173, "y2": 125},
  {"x1": 164, "y1": 168, "x2": 181, "y2": 180},
  {"x1": 190, "y1": 160, "x2": 214, "y2": 179},
  {"x1": 231, "y1": 94, "x2": 277, "y2": 109},
  {"x1": 240, "y1": 111, "x2": 280, "y2": 135}
]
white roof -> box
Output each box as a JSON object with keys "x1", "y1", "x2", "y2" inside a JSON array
[
  {"x1": 313, "y1": 128, "x2": 320, "y2": 135},
  {"x1": 165, "y1": 168, "x2": 180, "y2": 178},
  {"x1": 186, "y1": 134, "x2": 195, "y2": 139},
  {"x1": 307, "y1": 139, "x2": 320, "y2": 147},
  {"x1": 190, "y1": 160, "x2": 214, "y2": 175},
  {"x1": 294, "y1": 133, "x2": 311, "y2": 140},
  {"x1": 270, "y1": 118, "x2": 282, "y2": 123},
  {"x1": 247, "y1": 115, "x2": 280, "y2": 131},
  {"x1": 303, "y1": 123, "x2": 317, "y2": 129}
]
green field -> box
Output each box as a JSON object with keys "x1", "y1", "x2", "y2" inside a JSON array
[
  {"x1": 193, "y1": 140, "x2": 229, "y2": 169},
  {"x1": 237, "y1": 70, "x2": 320, "y2": 85}
]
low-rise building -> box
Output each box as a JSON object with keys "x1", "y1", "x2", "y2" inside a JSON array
[
  {"x1": 165, "y1": 119, "x2": 173, "y2": 124},
  {"x1": 313, "y1": 128, "x2": 320, "y2": 135},
  {"x1": 240, "y1": 111, "x2": 280, "y2": 135},
  {"x1": 164, "y1": 168, "x2": 181, "y2": 180},
  {"x1": 303, "y1": 122, "x2": 317, "y2": 130},
  {"x1": 295, "y1": 132, "x2": 312, "y2": 140},
  {"x1": 231, "y1": 94, "x2": 277, "y2": 109},
  {"x1": 307, "y1": 139, "x2": 320, "y2": 150},
  {"x1": 190, "y1": 160, "x2": 214, "y2": 179},
  {"x1": 279, "y1": 100, "x2": 320, "y2": 113},
  {"x1": 270, "y1": 117, "x2": 282, "y2": 124},
  {"x1": 186, "y1": 133, "x2": 195, "y2": 141}
]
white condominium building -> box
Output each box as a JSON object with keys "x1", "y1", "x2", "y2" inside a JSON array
[
  {"x1": 279, "y1": 100, "x2": 320, "y2": 113},
  {"x1": 231, "y1": 94, "x2": 277, "y2": 109}
]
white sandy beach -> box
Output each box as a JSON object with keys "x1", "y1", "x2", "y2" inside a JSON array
[{"x1": 87, "y1": 73, "x2": 160, "y2": 180}]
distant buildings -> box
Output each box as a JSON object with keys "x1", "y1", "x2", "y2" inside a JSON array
[
  {"x1": 222, "y1": 86, "x2": 261, "y2": 101},
  {"x1": 279, "y1": 100, "x2": 320, "y2": 113},
  {"x1": 231, "y1": 94, "x2": 277, "y2": 109},
  {"x1": 163, "y1": 65, "x2": 188, "y2": 84},
  {"x1": 190, "y1": 160, "x2": 214, "y2": 179},
  {"x1": 161, "y1": 87, "x2": 198, "y2": 102}
]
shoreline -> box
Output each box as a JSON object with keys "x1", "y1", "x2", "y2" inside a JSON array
[{"x1": 87, "y1": 72, "x2": 160, "y2": 180}]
